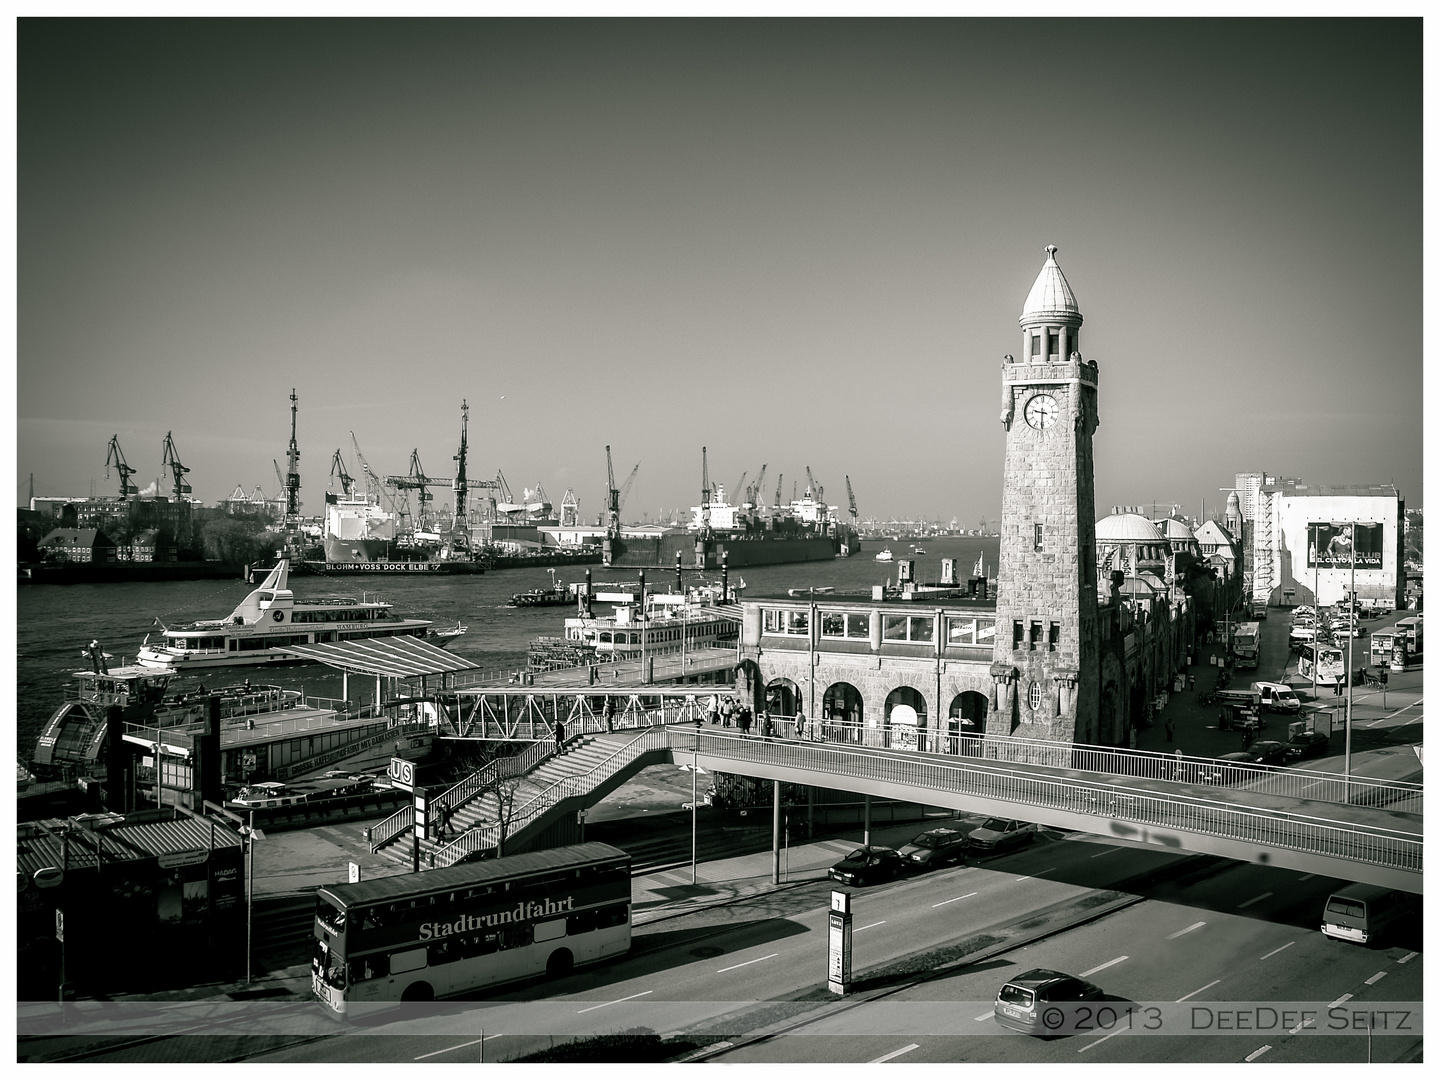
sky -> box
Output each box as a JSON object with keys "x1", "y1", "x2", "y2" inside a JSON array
[{"x1": 16, "y1": 18, "x2": 1423, "y2": 527}]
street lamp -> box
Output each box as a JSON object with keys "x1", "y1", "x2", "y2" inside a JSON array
[{"x1": 241, "y1": 813, "x2": 267, "y2": 984}]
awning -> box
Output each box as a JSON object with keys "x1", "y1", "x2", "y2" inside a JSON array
[{"x1": 275, "y1": 637, "x2": 480, "y2": 678}]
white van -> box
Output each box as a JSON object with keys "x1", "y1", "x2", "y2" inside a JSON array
[
  {"x1": 1321, "y1": 884, "x2": 1413, "y2": 946},
  {"x1": 1251, "y1": 681, "x2": 1300, "y2": 714}
]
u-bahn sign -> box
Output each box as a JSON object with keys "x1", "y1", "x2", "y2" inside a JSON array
[{"x1": 390, "y1": 757, "x2": 416, "y2": 791}]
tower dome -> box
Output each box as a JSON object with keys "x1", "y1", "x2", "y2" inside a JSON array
[{"x1": 1020, "y1": 245, "x2": 1083, "y2": 326}]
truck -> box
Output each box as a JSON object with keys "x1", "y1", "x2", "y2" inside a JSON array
[
  {"x1": 1251, "y1": 680, "x2": 1301, "y2": 714},
  {"x1": 1230, "y1": 621, "x2": 1261, "y2": 669}
]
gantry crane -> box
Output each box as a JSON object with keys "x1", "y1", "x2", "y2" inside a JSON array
[
  {"x1": 105, "y1": 435, "x2": 137, "y2": 499},
  {"x1": 746, "y1": 463, "x2": 767, "y2": 510},
  {"x1": 845, "y1": 475, "x2": 858, "y2": 524},
  {"x1": 161, "y1": 432, "x2": 191, "y2": 500},
  {"x1": 386, "y1": 450, "x2": 445, "y2": 533},
  {"x1": 330, "y1": 449, "x2": 356, "y2": 497}
]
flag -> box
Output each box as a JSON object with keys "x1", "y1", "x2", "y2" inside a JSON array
[{"x1": 973, "y1": 556, "x2": 984, "y2": 577}]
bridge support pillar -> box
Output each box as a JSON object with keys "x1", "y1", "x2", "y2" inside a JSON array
[{"x1": 771, "y1": 781, "x2": 781, "y2": 885}]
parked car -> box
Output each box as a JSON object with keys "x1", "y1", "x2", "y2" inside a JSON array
[
  {"x1": 897, "y1": 826, "x2": 970, "y2": 872},
  {"x1": 994, "y1": 968, "x2": 1105, "y2": 1037},
  {"x1": 1247, "y1": 740, "x2": 1290, "y2": 766},
  {"x1": 967, "y1": 818, "x2": 1039, "y2": 853},
  {"x1": 1331, "y1": 622, "x2": 1365, "y2": 638},
  {"x1": 828, "y1": 846, "x2": 905, "y2": 887},
  {"x1": 1284, "y1": 730, "x2": 1331, "y2": 761},
  {"x1": 1189, "y1": 750, "x2": 1264, "y2": 784}
]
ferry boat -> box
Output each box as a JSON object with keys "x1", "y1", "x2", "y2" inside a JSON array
[
  {"x1": 428, "y1": 620, "x2": 469, "y2": 643},
  {"x1": 225, "y1": 771, "x2": 379, "y2": 810},
  {"x1": 874, "y1": 548, "x2": 895, "y2": 562},
  {"x1": 509, "y1": 570, "x2": 574, "y2": 608},
  {"x1": 136, "y1": 560, "x2": 431, "y2": 672},
  {"x1": 561, "y1": 584, "x2": 740, "y2": 660}
]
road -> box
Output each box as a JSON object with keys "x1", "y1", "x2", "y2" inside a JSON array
[{"x1": 34, "y1": 817, "x2": 1410, "y2": 1065}]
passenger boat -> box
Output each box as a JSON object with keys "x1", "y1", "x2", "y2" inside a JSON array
[
  {"x1": 136, "y1": 560, "x2": 431, "y2": 672},
  {"x1": 561, "y1": 586, "x2": 740, "y2": 660},
  {"x1": 225, "y1": 771, "x2": 379, "y2": 810},
  {"x1": 428, "y1": 620, "x2": 469, "y2": 644},
  {"x1": 874, "y1": 548, "x2": 895, "y2": 562},
  {"x1": 508, "y1": 584, "x2": 573, "y2": 608}
]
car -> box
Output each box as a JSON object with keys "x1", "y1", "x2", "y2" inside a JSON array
[
  {"x1": 1331, "y1": 623, "x2": 1366, "y2": 639},
  {"x1": 1189, "y1": 750, "x2": 1264, "y2": 784},
  {"x1": 1247, "y1": 740, "x2": 1290, "y2": 766},
  {"x1": 828, "y1": 846, "x2": 905, "y2": 887},
  {"x1": 897, "y1": 827, "x2": 969, "y2": 872},
  {"x1": 994, "y1": 968, "x2": 1105, "y2": 1036},
  {"x1": 967, "y1": 817, "x2": 1039, "y2": 852},
  {"x1": 1284, "y1": 730, "x2": 1331, "y2": 761}
]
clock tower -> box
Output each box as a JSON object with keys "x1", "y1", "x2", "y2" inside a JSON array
[{"x1": 990, "y1": 246, "x2": 1101, "y2": 744}]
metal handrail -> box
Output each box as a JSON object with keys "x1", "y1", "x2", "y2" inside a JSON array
[
  {"x1": 668, "y1": 729, "x2": 1422, "y2": 873},
  {"x1": 431, "y1": 728, "x2": 668, "y2": 867}
]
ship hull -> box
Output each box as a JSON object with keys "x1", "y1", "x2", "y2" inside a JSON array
[{"x1": 604, "y1": 533, "x2": 842, "y2": 569}]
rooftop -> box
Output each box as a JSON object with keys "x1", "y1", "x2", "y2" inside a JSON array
[{"x1": 1020, "y1": 245, "x2": 1083, "y2": 325}]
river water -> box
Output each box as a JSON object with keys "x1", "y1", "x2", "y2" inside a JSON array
[{"x1": 16, "y1": 536, "x2": 999, "y2": 763}]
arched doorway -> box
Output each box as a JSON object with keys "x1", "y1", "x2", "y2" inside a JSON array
[
  {"x1": 822, "y1": 682, "x2": 864, "y2": 745},
  {"x1": 884, "y1": 686, "x2": 928, "y2": 751},
  {"x1": 734, "y1": 659, "x2": 764, "y2": 714},
  {"x1": 948, "y1": 690, "x2": 988, "y2": 755},
  {"x1": 765, "y1": 678, "x2": 802, "y2": 721}
]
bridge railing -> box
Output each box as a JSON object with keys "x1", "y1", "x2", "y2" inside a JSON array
[
  {"x1": 430, "y1": 728, "x2": 669, "y2": 868},
  {"x1": 436, "y1": 689, "x2": 715, "y2": 741},
  {"x1": 669, "y1": 729, "x2": 1422, "y2": 875}
]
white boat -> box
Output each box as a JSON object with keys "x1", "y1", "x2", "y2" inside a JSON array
[
  {"x1": 136, "y1": 560, "x2": 432, "y2": 672},
  {"x1": 874, "y1": 548, "x2": 895, "y2": 562}
]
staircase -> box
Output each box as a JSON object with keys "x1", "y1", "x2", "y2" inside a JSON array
[{"x1": 375, "y1": 732, "x2": 667, "y2": 869}]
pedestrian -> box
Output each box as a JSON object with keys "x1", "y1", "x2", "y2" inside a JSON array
[
  {"x1": 1241, "y1": 726, "x2": 1254, "y2": 750},
  {"x1": 795, "y1": 709, "x2": 806, "y2": 741},
  {"x1": 1187, "y1": 673, "x2": 1196, "y2": 690},
  {"x1": 706, "y1": 694, "x2": 719, "y2": 726},
  {"x1": 1165, "y1": 717, "x2": 1176, "y2": 743},
  {"x1": 738, "y1": 708, "x2": 750, "y2": 736},
  {"x1": 555, "y1": 718, "x2": 566, "y2": 754},
  {"x1": 603, "y1": 697, "x2": 614, "y2": 732}
]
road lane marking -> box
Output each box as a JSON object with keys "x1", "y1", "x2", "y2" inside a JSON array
[
  {"x1": 1245, "y1": 1045, "x2": 1272, "y2": 1061},
  {"x1": 1237, "y1": 891, "x2": 1273, "y2": 909},
  {"x1": 1329, "y1": 993, "x2": 1352, "y2": 1008},
  {"x1": 1078, "y1": 956, "x2": 1128, "y2": 978},
  {"x1": 933, "y1": 892, "x2": 978, "y2": 907},
  {"x1": 1167, "y1": 921, "x2": 1206, "y2": 940},
  {"x1": 1364, "y1": 971, "x2": 1387, "y2": 985},
  {"x1": 1366, "y1": 699, "x2": 1422, "y2": 728},
  {"x1": 1176, "y1": 979, "x2": 1221, "y2": 1002},
  {"x1": 414, "y1": 1035, "x2": 502, "y2": 1060},
  {"x1": 1289, "y1": 1016, "x2": 1315, "y2": 1035},
  {"x1": 1259, "y1": 941, "x2": 1294, "y2": 960},
  {"x1": 870, "y1": 1043, "x2": 920, "y2": 1063},
  {"x1": 717, "y1": 953, "x2": 778, "y2": 973},
  {"x1": 1079, "y1": 1022, "x2": 1132, "y2": 1053},
  {"x1": 1296, "y1": 873, "x2": 1314, "y2": 881},
  {"x1": 975, "y1": 1010, "x2": 994, "y2": 1021},
  {"x1": 855, "y1": 921, "x2": 886, "y2": 932},
  {"x1": 1398, "y1": 951, "x2": 1417, "y2": 964},
  {"x1": 1089, "y1": 847, "x2": 1119, "y2": 858},
  {"x1": 1015, "y1": 868, "x2": 1057, "y2": 882},
  {"x1": 576, "y1": 989, "x2": 653, "y2": 1013}
]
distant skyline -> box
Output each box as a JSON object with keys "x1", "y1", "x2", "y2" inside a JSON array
[{"x1": 18, "y1": 19, "x2": 1422, "y2": 525}]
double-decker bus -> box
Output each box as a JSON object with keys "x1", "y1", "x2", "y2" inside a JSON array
[
  {"x1": 1297, "y1": 643, "x2": 1347, "y2": 687},
  {"x1": 1230, "y1": 621, "x2": 1261, "y2": 669},
  {"x1": 312, "y1": 843, "x2": 631, "y2": 1014}
]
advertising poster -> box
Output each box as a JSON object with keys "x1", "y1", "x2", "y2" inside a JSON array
[{"x1": 1308, "y1": 523, "x2": 1383, "y2": 569}]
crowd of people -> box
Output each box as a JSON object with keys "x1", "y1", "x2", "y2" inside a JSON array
[{"x1": 700, "y1": 694, "x2": 812, "y2": 740}]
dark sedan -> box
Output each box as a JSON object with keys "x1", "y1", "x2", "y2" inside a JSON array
[
  {"x1": 1247, "y1": 740, "x2": 1290, "y2": 766},
  {"x1": 828, "y1": 846, "x2": 905, "y2": 887},
  {"x1": 1285, "y1": 730, "x2": 1331, "y2": 761},
  {"x1": 897, "y1": 827, "x2": 969, "y2": 872}
]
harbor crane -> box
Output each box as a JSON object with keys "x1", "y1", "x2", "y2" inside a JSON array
[
  {"x1": 774, "y1": 473, "x2": 784, "y2": 509},
  {"x1": 330, "y1": 449, "x2": 356, "y2": 497},
  {"x1": 805, "y1": 466, "x2": 824, "y2": 506},
  {"x1": 283, "y1": 389, "x2": 301, "y2": 524},
  {"x1": 386, "y1": 450, "x2": 444, "y2": 532},
  {"x1": 451, "y1": 400, "x2": 470, "y2": 531},
  {"x1": 604, "y1": 446, "x2": 640, "y2": 537},
  {"x1": 845, "y1": 474, "x2": 858, "y2": 523},
  {"x1": 700, "y1": 447, "x2": 711, "y2": 534},
  {"x1": 160, "y1": 432, "x2": 191, "y2": 500},
  {"x1": 730, "y1": 471, "x2": 746, "y2": 504},
  {"x1": 746, "y1": 463, "x2": 768, "y2": 511},
  {"x1": 104, "y1": 435, "x2": 137, "y2": 499}
]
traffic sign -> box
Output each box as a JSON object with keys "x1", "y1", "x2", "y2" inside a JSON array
[{"x1": 390, "y1": 757, "x2": 416, "y2": 791}]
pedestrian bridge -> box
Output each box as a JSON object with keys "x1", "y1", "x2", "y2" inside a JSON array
[{"x1": 402, "y1": 688, "x2": 1421, "y2": 894}]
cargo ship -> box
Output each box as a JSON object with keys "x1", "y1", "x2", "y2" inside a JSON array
[{"x1": 603, "y1": 481, "x2": 859, "y2": 569}]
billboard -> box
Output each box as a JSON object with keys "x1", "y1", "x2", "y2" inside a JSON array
[{"x1": 1308, "y1": 522, "x2": 1383, "y2": 569}]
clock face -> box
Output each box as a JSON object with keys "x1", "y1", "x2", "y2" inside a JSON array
[{"x1": 1024, "y1": 394, "x2": 1058, "y2": 430}]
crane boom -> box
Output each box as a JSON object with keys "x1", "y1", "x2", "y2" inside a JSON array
[
  {"x1": 774, "y1": 473, "x2": 783, "y2": 508},
  {"x1": 845, "y1": 474, "x2": 858, "y2": 521},
  {"x1": 161, "y1": 432, "x2": 191, "y2": 499},
  {"x1": 731, "y1": 471, "x2": 746, "y2": 504},
  {"x1": 452, "y1": 400, "x2": 469, "y2": 528},
  {"x1": 283, "y1": 389, "x2": 301, "y2": 523},
  {"x1": 748, "y1": 463, "x2": 767, "y2": 509},
  {"x1": 617, "y1": 462, "x2": 640, "y2": 512},
  {"x1": 105, "y1": 435, "x2": 137, "y2": 499}
]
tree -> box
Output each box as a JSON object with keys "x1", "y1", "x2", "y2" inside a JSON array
[{"x1": 199, "y1": 517, "x2": 278, "y2": 565}]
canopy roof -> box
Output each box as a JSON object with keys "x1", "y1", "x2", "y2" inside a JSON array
[{"x1": 277, "y1": 637, "x2": 479, "y2": 678}]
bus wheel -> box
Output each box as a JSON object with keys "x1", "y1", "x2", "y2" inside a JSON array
[
  {"x1": 546, "y1": 948, "x2": 574, "y2": 977},
  {"x1": 401, "y1": 981, "x2": 434, "y2": 1002}
]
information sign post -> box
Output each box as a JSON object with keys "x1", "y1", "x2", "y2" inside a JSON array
[
  {"x1": 828, "y1": 890, "x2": 853, "y2": 996},
  {"x1": 412, "y1": 787, "x2": 428, "y2": 874}
]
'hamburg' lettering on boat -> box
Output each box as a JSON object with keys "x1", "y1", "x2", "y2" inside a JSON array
[{"x1": 417, "y1": 895, "x2": 576, "y2": 940}]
